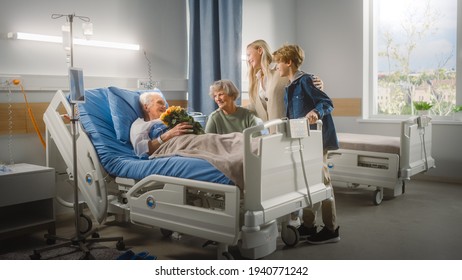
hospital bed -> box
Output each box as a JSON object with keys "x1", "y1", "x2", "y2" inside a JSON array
[
  {"x1": 43, "y1": 87, "x2": 332, "y2": 259},
  {"x1": 326, "y1": 116, "x2": 435, "y2": 205}
]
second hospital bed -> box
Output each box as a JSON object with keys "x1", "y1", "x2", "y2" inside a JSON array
[
  {"x1": 43, "y1": 86, "x2": 332, "y2": 259},
  {"x1": 326, "y1": 116, "x2": 435, "y2": 205}
]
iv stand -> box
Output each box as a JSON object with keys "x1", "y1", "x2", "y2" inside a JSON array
[{"x1": 30, "y1": 14, "x2": 124, "y2": 260}]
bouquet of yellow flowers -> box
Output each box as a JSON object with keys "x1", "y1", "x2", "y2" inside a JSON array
[{"x1": 160, "y1": 106, "x2": 205, "y2": 135}]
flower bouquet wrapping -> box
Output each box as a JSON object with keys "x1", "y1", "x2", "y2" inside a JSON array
[{"x1": 160, "y1": 106, "x2": 205, "y2": 134}]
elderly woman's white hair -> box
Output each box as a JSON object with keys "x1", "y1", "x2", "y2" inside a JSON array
[
  {"x1": 139, "y1": 90, "x2": 167, "y2": 108},
  {"x1": 208, "y1": 80, "x2": 240, "y2": 100}
]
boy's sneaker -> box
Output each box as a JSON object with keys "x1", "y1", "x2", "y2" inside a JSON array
[
  {"x1": 297, "y1": 224, "x2": 318, "y2": 238},
  {"x1": 306, "y1": 226, "x2": 340, "y2": 244}
]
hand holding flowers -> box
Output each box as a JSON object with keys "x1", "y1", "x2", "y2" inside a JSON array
[{"x1": 160, "y1": 106, "x2": 205, "y2": 135}]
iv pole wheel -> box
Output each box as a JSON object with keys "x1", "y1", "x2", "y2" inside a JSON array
[
  {"x1": 30, "y1": 252, "x2": 41, "y2": 260},
  {"x1": 79, "y1": 213, "x2": 93, "y2": 234},
  {"x1": 116, "y1": 240, "x2": 126, "y2": 250},
  {"x1": 46, "y1": 238, "x2": 56, "y2": 245},
  {"x1": 80, "y1": 252, "x2": 95, "y2": 260}
]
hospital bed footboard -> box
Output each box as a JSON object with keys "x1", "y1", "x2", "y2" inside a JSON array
[
  {"x1": 239, "y1": 119, "x2": 332, "y2": 257},
  {"x1": 327, "y1": 149, "x2": 402, "y2": 204},
  {"x1": 126, "y1": 174, "x2": 241, "y2": 246},
  {"x1": 327, "y1": 116, "x2": 435, "y2": 205}
]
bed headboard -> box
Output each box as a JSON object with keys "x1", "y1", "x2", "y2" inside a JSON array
[
  {"x1": 44, "y1": 90, "x2": 110, "y2": 224},
  {"x1": 400, "y1": 115, "x2": 435, "y2": 179}
]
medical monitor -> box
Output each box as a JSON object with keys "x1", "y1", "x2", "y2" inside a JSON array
[{"x1": 69, "y1": 67, "x2": 85, "y2": 103}]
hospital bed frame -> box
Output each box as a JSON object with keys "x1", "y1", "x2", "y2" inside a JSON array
[
  {"x1": 43, "y1": 90, "x2": 332, "y2": 259},
  {"x1": 327, "y1": 116, "x2": 435, "y2": 205}
]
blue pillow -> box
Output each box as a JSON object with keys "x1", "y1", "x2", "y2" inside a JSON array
[
  {"x1": 79, "y1": 88, "x2": 114, "y2": 138},
  {"x1": 107, "y1": 87, "x2": 143, "y2": 144},
  {"x1": 107, "y1": 86, "x2": 167, "y2": 144}
]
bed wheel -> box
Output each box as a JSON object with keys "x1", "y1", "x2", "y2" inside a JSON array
[
  {"x1": 46, "y1": 238, "x2": 56, "y2": 245},
  {"x1": 402, "y1": 181, "x2": 406, "y2": 194},
  {"x1": 79, "y1": 214, "x2": 93, "y2": 234},
  {"x1": 373, "y1": 189, "x2": 383, "y2": 205},
  {"x1": 80, "y1": 252, "x2": 95, "y2": 260},
  {"x1": 116, "y1": 240, "x2": 125, "y2": 250},
  {"x1": 281, "y1": 225, "x2": 300, "y2": 247},
  {"x1": 160, "y1": 228, "x2": 173, "y2": 238},
  {"x1": 30, "y1": 252, "x2": 41, "y2": 260}
]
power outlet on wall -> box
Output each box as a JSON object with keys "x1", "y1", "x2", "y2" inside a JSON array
[{"x1": 137, "y1": 79, "x2": 161, "y2": 90}]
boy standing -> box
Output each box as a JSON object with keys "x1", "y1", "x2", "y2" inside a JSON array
[{"x1": 272, "y1": 44, "x2": 340, "y2": 244}]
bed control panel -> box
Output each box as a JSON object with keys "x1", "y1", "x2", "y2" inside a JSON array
[
  {"x1": 288, "y1": 118, "x2": 310, "y2": 138},
  {"x1": 417, "y1": 115, "x2": 430, "y2": 128}
]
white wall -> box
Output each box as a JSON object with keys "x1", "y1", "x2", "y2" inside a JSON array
[
  {"x1": 2, "y1": 0, "x2": 461, "y2": 182},
  {"x1": 0, "y1": 0, "x2": 187, "y2": 78},
  {"x1": 0, "y1": 0, "x2": 188, "y2": 166},
  {"x1": 242, "y1": 0, "x2": 297, "y2": 52},
  {"x1": 243, "y1": 0, "x2": 462, "y2": 182},
  {"x1": 295, "y1": 0, "x2": 363, "y2": 100}
]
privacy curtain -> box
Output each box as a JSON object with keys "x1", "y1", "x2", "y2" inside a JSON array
[{"x1": 188, "y1": 0, "x2": 242, "y2": 114}]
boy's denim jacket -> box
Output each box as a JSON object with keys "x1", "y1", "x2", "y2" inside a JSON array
[{"x1": 284, "y1": 71, "x2": 339, "y2": 152}]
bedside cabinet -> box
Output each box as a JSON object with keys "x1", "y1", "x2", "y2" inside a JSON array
[{"x1": 0, "y1": 163, "x2": 56, "y2": 239}]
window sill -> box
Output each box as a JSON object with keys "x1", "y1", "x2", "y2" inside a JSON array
[{"x1": 358, "y1": 118, "x2": 462, "y2": 125}]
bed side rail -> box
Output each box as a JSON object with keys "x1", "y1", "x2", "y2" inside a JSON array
[
  {"x1": 126, "y1": 174, "x2": 240, "y2": 245},
  {"x1": 400, "y1": 115, "x2": 436, "y2": 179},
  {"x1": 327, "y1": 148, "x2": 400, "y2": 189},
  {"x1": 43, "y1": 90, "x2": 108, "y2": 223}
]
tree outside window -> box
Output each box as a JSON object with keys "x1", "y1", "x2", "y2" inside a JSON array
[{"x1": 373, "y1": 0, "x2": 457, "y2": 117}]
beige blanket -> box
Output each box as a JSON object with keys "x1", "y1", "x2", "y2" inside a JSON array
[{"x1": 149, "y1": 132, "x2": 245, "y2": 189}]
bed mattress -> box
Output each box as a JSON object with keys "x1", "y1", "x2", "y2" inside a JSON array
[{"x1": 337, "y1": 132, "x2": 400, "y2": 155}]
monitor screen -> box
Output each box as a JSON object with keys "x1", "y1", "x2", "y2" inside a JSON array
[{"x1": 69, "y1": 67, "x2": 85, "y2": 103}]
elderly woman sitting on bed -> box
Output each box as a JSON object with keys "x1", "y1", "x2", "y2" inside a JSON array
[{"x1": 130, "y1": 91, "x2": 246, "y2": 189}]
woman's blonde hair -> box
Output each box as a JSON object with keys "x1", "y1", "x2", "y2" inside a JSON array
[{"x1": 246, "y1": 39, "x2": 273, "y2": 103}]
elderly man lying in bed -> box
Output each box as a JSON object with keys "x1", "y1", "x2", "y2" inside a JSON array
[{"x1": 130, "y1": 91, "x2": 247, "y2": 189}]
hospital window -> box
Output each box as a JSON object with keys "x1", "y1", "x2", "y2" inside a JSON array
[
  {"x1": 365, "y1": 0, "x2": 461, "y2": 119},
  {"x1": 241, "y1": 54, "x2": 249, "y2": 105}
]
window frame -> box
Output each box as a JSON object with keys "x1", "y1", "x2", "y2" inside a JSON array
[{"x1": 363, "y1": 0, "x2": 462, "y2": 122}]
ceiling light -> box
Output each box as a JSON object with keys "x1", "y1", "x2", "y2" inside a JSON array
[{"x1": 7, "y1": 32, "x2": 140, "y2": 51}]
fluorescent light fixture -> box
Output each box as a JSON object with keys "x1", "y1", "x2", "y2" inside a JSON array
[
  {"x1": 7, "y1": 32, "x2": 140, "y2": 51},
  {"x1": 8, "y1": 32, "x2": 62, "y2": 43}
]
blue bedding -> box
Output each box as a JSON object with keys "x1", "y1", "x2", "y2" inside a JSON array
[{"x1": 78, "y1": 87, "x2": 233, "y2": 185}]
